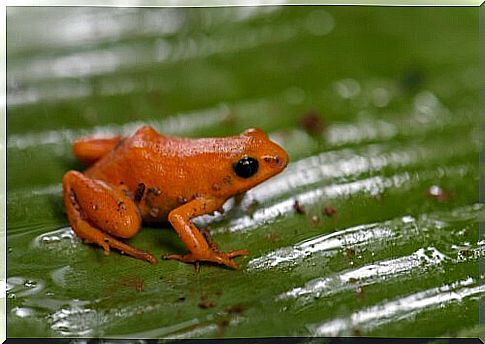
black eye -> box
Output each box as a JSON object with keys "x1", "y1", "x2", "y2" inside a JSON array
[{"x1": 233, "y1": 156, "x2": 259, "y2": 178}]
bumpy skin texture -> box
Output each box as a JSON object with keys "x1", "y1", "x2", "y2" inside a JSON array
[{"x1": 63, "y1": 126, "x2": 289, "y2": 269}]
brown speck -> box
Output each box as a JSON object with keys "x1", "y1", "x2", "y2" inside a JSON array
[
  {"x1": 216, "y1": 318, "x2": 230, "y2": 337},
  {"x1": 149, "y1": 208, "x2": 160, "y2": 218},
  {"x1": 345, "y1": 247, "x2": 356, "y2": 259},
  {"x1": 135, "y1": 183, "x2": 145, "y2": 202},
  {"x1": 223, "y1": 175, "x2": 232, "y2": 185},
  {"x1": 177, "y1": 296, "x2": 186, "y2": 302},
  {"x1": 121, "y1": 277, "x2": 144, "y2": 292},
  {"x1": 225, "y1": 304, "x2": 245, "y2": 314},
  {"x1": 212, "y1": 183, "x2": 221, "y2": 192},
  {"x1": 298, "y1": 109, "x2": 327, "y2": 135},
  {"x1": 293, "y1": 200, "x2": 305, "y2": 214},
  {"x1": 117, "y1": 200, "x2": 126, "y2": 210},
  {"x1": 177, "y1": 195, "x2": 187, "y2": 204},
  {"x1": 147, "y1": 187, "x2": 161, "y2": 196},
  {"x1": 198, "y1": 295, "x2": 215, "y2": 309},
  {"x1": 352, "y1": 327, "x2": 363, "y2": 336},
  {"x1": 323, "y1": 206, "x2": 336, "y2": 217}
]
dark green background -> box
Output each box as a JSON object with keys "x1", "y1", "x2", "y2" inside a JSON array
[{"x1": 6, "y1": 6, "x2": 482, "y2": 339}]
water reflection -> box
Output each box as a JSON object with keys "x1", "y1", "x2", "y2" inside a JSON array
[
  {"x1": 31, "y1": 227, "x2": 80, "y2": 253},
  {"x1": 7, "y1": 276, "x2": 45, "y2": 298},
  {"x1": 50, "y1": 306, "x2": 101, "y2": 336},
  {"x1": 278, "y1": 247, "x2": 448, "y2": 302},
  {"x1": 247, "y1": 204, "x2": 481, "y2": 270},
  {"x1": 217, "y1": 164, "x2": 472, "y2": 235},
  {"x1": 308, "y1": 278, "x2": 483, "y2": 336},
  {"x1": 8, "y1": 7, "x2": 333, "y2": 94},
  {"x1": 7, "y1": 7, "x2": 281, "y2": 55}
]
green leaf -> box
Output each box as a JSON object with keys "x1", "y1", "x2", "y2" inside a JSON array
[{"x1": 7, "y1": 6, "x2": 481, "y2": 338}]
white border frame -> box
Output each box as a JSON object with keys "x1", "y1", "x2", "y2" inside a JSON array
[{"x1": 1, "y1": 1, "x2": 483, "y2": 343}]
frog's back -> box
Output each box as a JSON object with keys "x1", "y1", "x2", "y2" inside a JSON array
[{"x1": 85, "y1": 126, "x2": 245, "y2": 196}]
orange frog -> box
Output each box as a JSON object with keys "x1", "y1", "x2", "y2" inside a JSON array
[{"x1": 63, "y1": 126, "x2": 288, "y2": 269}]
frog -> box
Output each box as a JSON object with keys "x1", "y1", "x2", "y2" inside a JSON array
[{"x1": 62, "y1": 126, "x2": 289, "y2": 269}]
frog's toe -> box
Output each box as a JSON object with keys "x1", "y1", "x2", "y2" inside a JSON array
[
  {"x1": 162, "y1": 253, "x2": 196, "y2": 263},
  {"x1": 140, "y1": 252, "x2": 158, "y2": 264},
  {"x1": 227, "y1": 249, "x2": 249, "y2": 258},
  {"x1": 163, "y1": 251, "x2": 246, "y2": 269}
]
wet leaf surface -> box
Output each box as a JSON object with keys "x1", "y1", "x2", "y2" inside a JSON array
[{"x1": 6, "y1": 6, "x2": 481, "y2": 338}]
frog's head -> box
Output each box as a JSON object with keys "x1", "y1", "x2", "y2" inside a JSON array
[{"x1": 229, "y1": 128, "x2": 288, "y2": 192}]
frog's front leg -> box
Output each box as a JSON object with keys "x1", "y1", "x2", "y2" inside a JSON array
[
  {"x1": 164, "y1": 198, "x2": 248, "y2": 269},
  {"x1": 62, "y1": 170, "x2": 158, "y2": 264}
]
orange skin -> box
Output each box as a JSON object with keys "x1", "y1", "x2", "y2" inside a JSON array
[{"x1": 63, "y1": 126, "x2": 289, "y2": 269}]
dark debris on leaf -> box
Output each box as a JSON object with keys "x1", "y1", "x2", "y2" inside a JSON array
[
  {"x1": 399, "y1": 67, "x2": 425, "y2": 93},
  {"x1": 293, "y1": 200, "x2": 306, "y2": 214},
  {"x1": 199, "y1": 295, "x2": 215, "y2": 309},
  {"x1": 323, "y1": 206, "x2": 337, "y2": 217},
  {"x1": 298, "y1": 109, "x2": 327, "y2": 136},
  {"x1": 225, "y1": 304, "x2": 245, "y2": 315}
]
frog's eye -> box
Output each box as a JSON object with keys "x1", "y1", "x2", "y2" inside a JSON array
[{"x1": 233, "y1": 156, "x2": 259, "y2": 178}]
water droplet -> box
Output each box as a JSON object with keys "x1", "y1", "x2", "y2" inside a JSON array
[
  {"x1": 32, "y1": 227, "x2": 79, "y2": 252},
  {"x1": 371, "y1": 87, "x2": 391, "y2": 107},
  {"x1": 24, "y1": 280, "x2": 37, "y2": 288},
  {"x1": 414, "y1": 90, "x2": 440, "y2": 116},
  {"x1": 7, "y1": 276, "x2": 44, "y2": 297},
  {"x1": 304, "y1": 9, "x2": 335, "y2": 36},
  {"x1": 334, "y1": 79, "x2": 361, "y2": 99},
  {"x1": 12, "y1": 307, "x2": 35, "y2": 318}
]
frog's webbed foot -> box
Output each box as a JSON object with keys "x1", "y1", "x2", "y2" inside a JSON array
[
  {"x1": 163, "y1": 249, "x2": 248, "y2": 270},
  {"x1": 167, "y1": 198, "x2": 250, "y2": 269}
]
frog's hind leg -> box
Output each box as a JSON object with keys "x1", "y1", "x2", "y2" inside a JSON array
[
  {"x1": 62, "y1": 170, "x2": 158, "y2": 264},
  {"x1": 72, "y1": 136, "x2": 122, "y2": 166}
]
